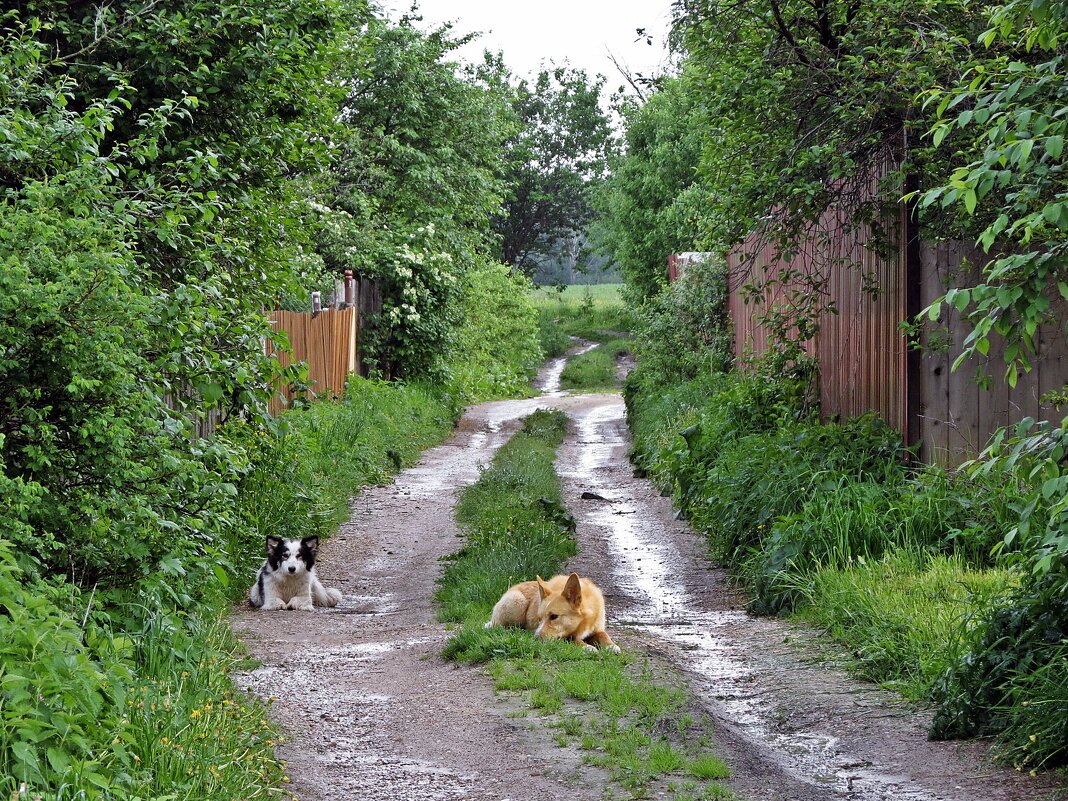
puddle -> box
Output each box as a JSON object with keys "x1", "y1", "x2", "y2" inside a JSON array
[
  {"x1": 342, "y1": 592, "x2": 400, "y2": 615},
  {"x1": 319, "y1": 752, "x2": 476, "y2": 800},
  {"x1": 561, "y1": 396, "x2": 984, "y2": 801},
  {"x1": 539, "y1": 341, "x2": 599, "y2": 396}
]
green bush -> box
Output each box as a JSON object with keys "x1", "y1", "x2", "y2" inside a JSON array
[
  {"x1": 745, "y1": 468, "x2": 1024, "y2": 613},
  {"x1": 931, "y1": 564, "x2": 1068, "y2": 769},
  {"x1": 0, "y1": 544, "x2": 122, "y2": 792},
  {"x1": 631, "y1": 260, "x2": 733, "y2": 383},
  {"x1": 928, "y1": 418, "x2": 1068, "y2": 769},
  {"x1": 691, "y1": 415, "x2": 904, "y2": 567},
  {"x1": 448, "y1": 261, "x2": 542, "y2": 401},
  {"x1": 537, "y1": 306, "x2": 574, "y2": 359}
]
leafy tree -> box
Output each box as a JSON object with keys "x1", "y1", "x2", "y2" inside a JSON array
[
  {"x1": 622, "y1": 0, "x2": 993, "y2": 365},
  {"x1": 5, "y1": 0, "x2": 354, "y2": 419},
  {"x1": 919, "y1": 0, "x2": 1068, "y2": 386},
  {"x1": 596, "y1": 73, "x2": 706, "y2": 300},
  {"x1": 449, "y1": 260, "x2": 543, "y2": 400},
  {"x1": 672, "y1": 0, "x2": 989, "y2": 272},
  {"x1": 309, "y1": 16, "x2": 515, "y2": 379},
  {"x1": 0, "y1": 2, "x2": 351, "y2": 589},
  {"x1": 496, "y1": 66, "x2": 615, "y2": 276}
]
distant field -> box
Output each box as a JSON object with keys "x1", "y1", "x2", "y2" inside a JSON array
[{"x1": 531, "y1": 284, "x2": 622, "y2": 306}]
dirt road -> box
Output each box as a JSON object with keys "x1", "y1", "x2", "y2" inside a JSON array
[{"x1": 231, "y1": 353, "x2": 1062, "y2": 801}]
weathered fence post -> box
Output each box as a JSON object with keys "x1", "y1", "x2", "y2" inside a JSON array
[
  {"x1": 344, "y1": 269, "x2": 355, "y2": 308},
  {"x1": 311, "y1": 291, "x2": 322, "y2": 317}
]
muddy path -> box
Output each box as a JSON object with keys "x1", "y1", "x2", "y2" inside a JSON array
[
  {"x1": 556, "y1": 392, "x2": 1062, "y2": 801},
  {"x1": 230, "y1": 351, "x2": 608, "y2": 801},
  {"x1": 232, "y1": 347, "x2": 1063, "y2": 801}
]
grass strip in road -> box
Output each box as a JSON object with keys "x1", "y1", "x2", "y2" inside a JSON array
[
  {"x1": 437, "y1": 409, "x2": 735, "y2": 801},
  {"x1": 436, "y1": 408, "x2": 577, "y2": 625},
  {"x1": 560, "y1": 338, "x2": 632, "y2": 393}
]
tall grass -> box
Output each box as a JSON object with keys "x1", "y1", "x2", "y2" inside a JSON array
[
  {"x1": 531, "y1": 284, "x2": 634, "y2": 346},
  {"x1": 796, "y1": 551, "x2": 1014, "y2": 700}
]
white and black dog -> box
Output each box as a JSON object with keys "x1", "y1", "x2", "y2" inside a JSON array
[{"x1": 249, "y1": 535, "x2": 343, "y2": 611}]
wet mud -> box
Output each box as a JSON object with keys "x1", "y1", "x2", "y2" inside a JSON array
[
  {"x1": 230, "y1": 350, "x2": 607, "y2": 801},
  {"x1": 558, "y1": 390, "x2": 1064, "y2": 801},
  {"x1": 232, "y1": 345, "x2": 1064, "y2": 801}
]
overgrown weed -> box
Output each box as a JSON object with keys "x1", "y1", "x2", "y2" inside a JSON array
[{"x1": 624, "y1": 270, "x2": 1066, "y2": 766}]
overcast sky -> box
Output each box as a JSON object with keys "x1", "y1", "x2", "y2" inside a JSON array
[{"x1": 382, "y1": 1, "x2": 676, "y2": 89}]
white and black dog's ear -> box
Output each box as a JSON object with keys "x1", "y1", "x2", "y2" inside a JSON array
[
  {"x1": 266, "y1": 536, "x2": 283, "y2": 555},
  {"x1": 301, "y1": 535, "x2": 320, "y2": 555}
]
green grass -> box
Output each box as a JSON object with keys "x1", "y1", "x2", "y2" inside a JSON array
[
  {"x1": 531, "y1": 284, "x2": 623, "y2": 305},
  {"x1": 560, "y1": 338, "x2": 632, "y2": 393},
  {"x1": 438, "y1": 408, "x2": 734, "y2": 800},
  {"x1": 436, "y1": 408, "x2": 575, "y2": 625},
  {"x1": 0, "y1": 577, "x2": 290, "y2": 801},
  {"x1": 688, "y1": 753, "x2": 730, "y2": 780},
  {"x1": 531, "y1": 284, "x2": 634, "y2": 352},
  {"x1": 795, "y1": 550, "x2": 1015, "y2": 700},
  {"x1": 105, "y1": 617, "x2": 290, "y2": 801}
]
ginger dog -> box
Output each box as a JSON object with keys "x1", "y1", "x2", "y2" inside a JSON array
[{"x1": 485, "y1": 572, "x2": 620, "y2": 652}]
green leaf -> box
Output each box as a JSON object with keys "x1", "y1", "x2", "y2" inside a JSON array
[
  {"x1": 11, "y1": 741, "x2": 41, "y2": 777},
  {"x1": 211, "y1": 563, "x2": 230, "y2": 587},
  {"x1": 964, "y1": 188, "x2": 977, "y2": 214},
  {"x1": 1046, "y1": 134, "x2": 1064, "y2": 159},
  {"x1": 1042, "y1": 477, "x2": 1065, "y2": 499},
  {"x1": 46, "y1": 746, "x2": 70, "y2": 774}
]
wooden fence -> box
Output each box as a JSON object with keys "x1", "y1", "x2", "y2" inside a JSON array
[
  {"x1": 918, "y1": 242, "x2": 1068, "y2": 462},
  {"x1": 723, "y1": 177, "x2": 1068, "y2": 465},
  {"x1": 266, "y1": 306, "x2": 358, "y2": 416}
]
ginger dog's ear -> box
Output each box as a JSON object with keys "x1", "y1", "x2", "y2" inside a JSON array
[
  {"x1": 563, "y1": 572, "x2": 582, "y2": 606},
  {"x1": 536, "y1": 576, "x2": 552, "y2": 600}
]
